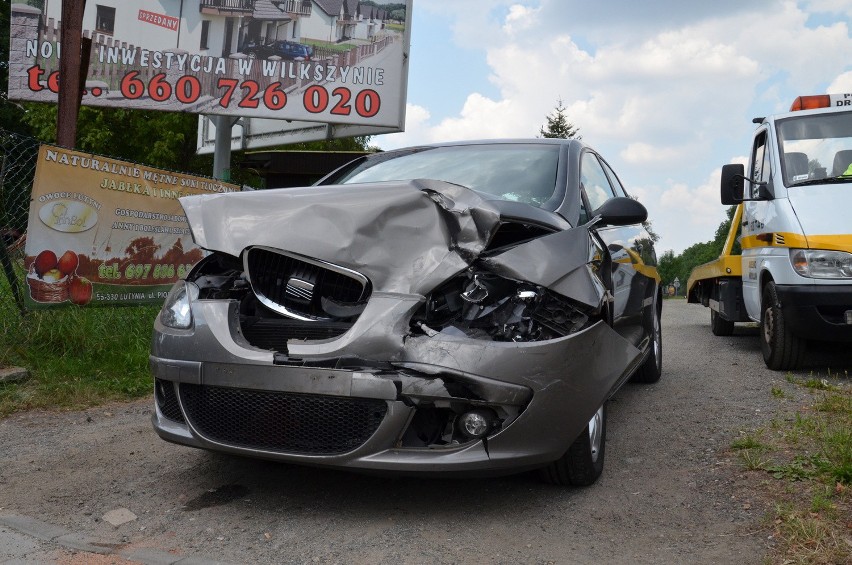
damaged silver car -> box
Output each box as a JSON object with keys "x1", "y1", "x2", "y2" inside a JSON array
[{"x1": 151, "y1": 139, "x2": 662, "y2": 485}]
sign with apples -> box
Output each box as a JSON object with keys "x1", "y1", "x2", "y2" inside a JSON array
[{"x1": 24, "y1": 145, "x2": 239, "y2": 308}]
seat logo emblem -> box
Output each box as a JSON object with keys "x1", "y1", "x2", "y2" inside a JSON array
[{"x1": 285, "y1": 277, "x2": 314, "y2": 302}]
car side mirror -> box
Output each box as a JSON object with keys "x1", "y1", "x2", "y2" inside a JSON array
[{"x1": 592, "y1": 197, "x2": 647, "y2": 227}]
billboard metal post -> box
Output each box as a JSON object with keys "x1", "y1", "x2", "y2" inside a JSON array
[{"x1": 213, "y1": 115, "x2": 239, "y2": 181}]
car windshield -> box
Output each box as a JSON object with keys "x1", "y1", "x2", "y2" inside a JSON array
[
  {"x1": 777, "y1": 110, "x2": 852, "y2": 186},
  {"x1": 324, "y1": 144, "x2": 561, "y2": 207}
]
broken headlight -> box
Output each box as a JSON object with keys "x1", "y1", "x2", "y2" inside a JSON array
[{"x1": 413, "y1": 271, "x2": 593, "y2": 342}]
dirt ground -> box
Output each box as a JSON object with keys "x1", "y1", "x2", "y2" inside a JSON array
[{"x1": 2, "y1": 299, "x2": 849, "y2": 564}]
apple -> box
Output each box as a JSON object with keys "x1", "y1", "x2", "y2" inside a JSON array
[
  {"x1": 34, "y1": 250, "x2": 57, "y2": 277},
  {"x1": 57, "y1": 250, "x2": 79, "y2": 276},
  {"x1": 42, "y1": 268, "x2": 64, "y2": 283},
  {"x1": 69, "y1": 276, "x2": 93, "y2": 305}
]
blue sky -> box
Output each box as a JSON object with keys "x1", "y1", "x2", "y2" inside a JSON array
[{"x1": 377, "y1": 0, "x2": 852, "y2": 255}]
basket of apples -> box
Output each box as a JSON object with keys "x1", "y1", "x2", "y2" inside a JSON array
[{"x1": 26, "y1": 250, "x2": 82, "y2": 303}]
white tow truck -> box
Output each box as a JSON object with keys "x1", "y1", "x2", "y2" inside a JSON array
[{"x1": 687, "y1": 93, "x2": 852, "y2": 370}]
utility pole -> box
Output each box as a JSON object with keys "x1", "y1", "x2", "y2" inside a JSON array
[{"x1": 56, "y1": 0, "x2": 88, "y2": 148}]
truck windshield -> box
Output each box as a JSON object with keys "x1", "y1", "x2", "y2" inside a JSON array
[
  {"x1": 319, "y1": 144, "x2": 561, "y2": 207},
  {"x1": 777, "y1": 110, "x2": 852, "y2": 186}
]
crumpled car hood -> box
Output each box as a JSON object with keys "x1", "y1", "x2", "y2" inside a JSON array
[{"x1": 180, "y1": 179, "x2": 503, "y2": 295}]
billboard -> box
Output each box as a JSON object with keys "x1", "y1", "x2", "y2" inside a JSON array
[
  {"x1": 8, "y1": 0, "x2": 411, "y2": 129},
  {"x1": 196, "y1": 114, "x2": 400, "y2": 154},
  {"x1": 24, "y1": 145, "x2": 239, "y2": 308}
]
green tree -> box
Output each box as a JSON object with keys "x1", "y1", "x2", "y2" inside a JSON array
[
  {"x1": 22, "y1": 104, "x2": 206, "y2": 173},
  {"x1": 539, "y1": 98, "x2": 581, "y2": 140},
  {"x1": 280, "y1": 136, "x2": 373, "y2": 152}
]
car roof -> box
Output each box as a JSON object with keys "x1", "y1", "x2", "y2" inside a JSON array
[{"x1": 377, "y1": 138, "x2": 584, "y2": 152}]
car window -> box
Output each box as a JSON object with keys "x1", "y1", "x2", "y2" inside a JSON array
[
  {"x1": 323, "y1": 144, "x2": 560, "y2": 207},
  {"x1": 580, "y1": 152, "x2": 616, "y2": 212}
]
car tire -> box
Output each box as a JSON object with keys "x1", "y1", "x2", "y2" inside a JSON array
[
  {"x1": 631, "y1": 299, "x2": 662, "y2": 384},
  {"x1": 539, "y1": 403, "x2": 607, "y2": 486},
  {"x1": 760, "y1": 281, "x2": 805, "y2": 370},
  {"x1": 710, "y1": 308, "x2": 735, "y2": 336}
]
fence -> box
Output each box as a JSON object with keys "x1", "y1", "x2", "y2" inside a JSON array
[{"x1": 0, "y1": 129, "x2": 38, "y2": 319}]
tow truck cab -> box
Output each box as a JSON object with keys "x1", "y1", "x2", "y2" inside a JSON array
[{"x1": 687, "y1": 93, "x2": 852, "y2": 370}]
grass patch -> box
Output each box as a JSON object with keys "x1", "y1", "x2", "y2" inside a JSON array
[
  {"x1": 0, "y1": 302, "x2": 158, "y2": 417},
  {"x1": 732, "y1": 373, "x2": 851, "y2": 564},
  {"x1": 731, "y1": 432, "x2": 767, "y2": 451}
]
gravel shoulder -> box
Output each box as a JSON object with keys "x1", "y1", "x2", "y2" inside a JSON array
[{"x1": 2, "y1": 299, "x2": 849, "y2": 564}]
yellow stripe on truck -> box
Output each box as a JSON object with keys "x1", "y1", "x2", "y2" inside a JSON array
[
  {"x1": 805, "y1": 234, "x2": 852, "y2": 253},
  {"x1": 741, "y1": 233, "x2": 852, "y2": 252}
]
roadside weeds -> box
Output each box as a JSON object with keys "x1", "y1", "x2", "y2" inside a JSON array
[{"x1": 730, "y1": 371, "x2": 851, "y2": 565}]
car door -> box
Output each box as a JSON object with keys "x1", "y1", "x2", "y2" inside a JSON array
[{"x1": 579, "y1": 151, "x2": 654, "y2": 348}]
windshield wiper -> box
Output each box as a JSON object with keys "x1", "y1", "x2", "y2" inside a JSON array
[{"x1": 790, "y1": 176, "x2": 852, "y2": 187}]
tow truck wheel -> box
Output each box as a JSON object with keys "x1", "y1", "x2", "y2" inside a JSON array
[
  {"x1": 760, "y1": 281, "x2": 805, "y2": 370},
  {"x1": 539, "y1": 402, "x2": 607, "y2": 486},
  {"x1": 710, "y1": 309, "x2": 735, "y2": 336}
]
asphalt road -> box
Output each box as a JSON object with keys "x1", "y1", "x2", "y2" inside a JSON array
[{"x1": 1, "y1": 299, "x2": 850, "y2": 564}]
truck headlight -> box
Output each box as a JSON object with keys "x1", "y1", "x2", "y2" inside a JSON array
[
  {"x1": 790, "y1": 249, "x2": 852, "y2": 279},
  {"x1": 160, "y1": 281, "x2": 199, "y2": 329}
]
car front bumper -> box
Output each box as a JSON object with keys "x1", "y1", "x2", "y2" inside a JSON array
[{"x1": 150, "y1": 299, "x2": 641, "y2": 474}]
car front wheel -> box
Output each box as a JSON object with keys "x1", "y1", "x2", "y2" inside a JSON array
[
  {"x1": 631, "y1": 299, "x2": 662, "y2": 383},
  {"x1": 540, "y1": 403, "x2": 607, "y2": 486},
  {"x1": 760, "y1": 281, "x2": 805, "y2": 370}
]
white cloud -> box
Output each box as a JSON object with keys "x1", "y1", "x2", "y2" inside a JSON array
[
  {"x1": 649, "y1": 170, "x2": 729, "y2": 254},
  {"x1": 828, "y1": 71, "x2": 852, "y2": 92},
  {"x1": 502, "y1": 4, "x2": 540, "y2": 35},
  {"x1": 803, "y1": 0, "x2": 852, "y2": 18},
  {"x1": 621, "y1": 143, "x2": 690, "y2": 165}
]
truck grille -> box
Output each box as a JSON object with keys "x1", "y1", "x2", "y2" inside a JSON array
[
  {"x1": 245, "y1": 247, "x2": 369, "y2": 321},
  {"x1": 179, "y1": 384, "x2": 387, "y2": 455}
]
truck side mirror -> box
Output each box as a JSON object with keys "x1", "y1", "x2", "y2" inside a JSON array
[{"x1": 720, "y1": 164, "x2": 744, "y2": 205}]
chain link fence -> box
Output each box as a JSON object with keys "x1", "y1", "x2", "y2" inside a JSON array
[{"x1": 0, "y1": 128, "x2": 39, "y2": 320}]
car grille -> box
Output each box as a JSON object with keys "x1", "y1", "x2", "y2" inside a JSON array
[
  {"x1": 155, "y1": 379, "x2": 185, "y2": 423},
  {"x1": 179, "y1": 384, "x2": 388, "y2": 455},
  {"x1": 239, "y1": 316, "x2": 351, "y2": 353},
  {"x1": 245, "y1": 247, "x2": 369, "y2": 321}
]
